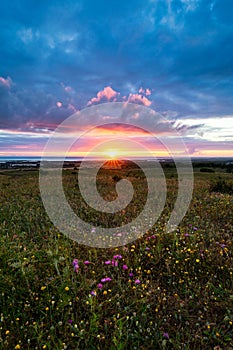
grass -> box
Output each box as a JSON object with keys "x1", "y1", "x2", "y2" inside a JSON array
[{"x1": 0, "y1": 163, "x2": 232, "y2": 349}]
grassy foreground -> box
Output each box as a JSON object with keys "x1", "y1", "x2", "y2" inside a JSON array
[{"x1": 0, "y1": 164, "x2": 232, "y2": 349}]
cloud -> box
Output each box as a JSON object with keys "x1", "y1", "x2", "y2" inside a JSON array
[
  {"x1": 139, "y1": 87, "x2": 152, "y2": 96},
  {"x1": 87, "y1": 86, "x2": 119, "y2": 106},
  {"x1": 127, "y1": 93, "x2": 152, "y2": 107},
  {"x1": 87, "y1": 87, "x2": 152, "y2": 108},
  {"x1": 0, "y1": 76, "x2": 12, "y2": 88}
]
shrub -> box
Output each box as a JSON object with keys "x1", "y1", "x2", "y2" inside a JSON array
[
  {"x1": 200, "y1": 167, "x2": 215, "y2": 173},
  {"x1": 210, "y1": 179, "x2": 233, "y2": 194}
]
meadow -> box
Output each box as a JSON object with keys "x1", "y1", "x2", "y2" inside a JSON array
[{"x1": 0, "y1": 161, "x2": 232, "y2": 349}]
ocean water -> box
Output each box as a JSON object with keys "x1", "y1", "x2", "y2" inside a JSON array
[{"x1": 0, "y1": 156, "x2": 84, "y2": 162}]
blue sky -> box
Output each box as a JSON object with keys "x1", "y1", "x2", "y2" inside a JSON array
[{"x1": 0, "y1": 0, "x2": 232, "y2": 157}]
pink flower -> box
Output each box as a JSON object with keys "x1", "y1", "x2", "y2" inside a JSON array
[
  {"x1": 113, "y1": 254, "x2": 122, "y2": 259},
  {"x1": 112, "y1": 260, "x2": 118, "y2": 267},
  {"x1": 135, "y1": 279, "x2": 141, "y2": 284},
  {"x1": 163, "y1": 332, "x2": 169, "y2": 339},
  {"x1": 123, "y1": 265, "x2": 128, "y2": 270},
  {"x1": 72, "y1": 259, "x2": 78, "y2": 266},
  {"x1": 105, "y1": 260, "x2": 111, "y2": 265},
  {"x1": 84, "y1": 261, "x2": 90, "y2": 265},
  {"x1": 90, "y1": 290, "x2": 96, "y2": 296},
  {"x1": 97, "y1": 283, "x2": 103, "y2": 289},
  {"x1": 129, "y1": 272, "x2": 134, "y2": 277},
  {"x1": 72, "y1": 259, "x2": 79, "y2": 272},
  {"x1": 101, "y1": 277, "x2": 112, "y2": 283}
]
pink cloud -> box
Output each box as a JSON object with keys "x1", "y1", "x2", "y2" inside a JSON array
[
  {"x1": 56, "y1": 101, "x2": 63, "y2": 108},
  {"x1": 145, "y1": 88, "x2": 152, "y2": 96},
  {"x1": 0, "y1": 76, "x2": 12, "y2": 88},
  {"x1": 87, "y1": 86, "x2": 119, "y2": 106},
  {"x1": 127, "y1": 93, "x2": 152, "y2": 107},
  {"x1": 138, "y1": 87, "x2": 152, "y2": 96},
  {"x1": 61, "y1": 82, "x2": 74, "y2": 93}
]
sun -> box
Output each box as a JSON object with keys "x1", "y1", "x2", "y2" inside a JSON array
[{"x1": 104, "y1": 149, "x2": 119, "y2": 160}]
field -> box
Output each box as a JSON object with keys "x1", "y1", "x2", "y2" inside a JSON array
[{"x1": 0, "y1": 161, "x2": 232, "y2": 349}]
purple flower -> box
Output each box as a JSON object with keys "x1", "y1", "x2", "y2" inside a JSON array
[
  {"x1": 113, "y1": 255, "x2": 122, "y2": 259},
  {"x1": 135, "y1": 279, "x2": 141, "y2": 284},
  {"x1": 145, "y1": 247, "x2": 150, "y2": 250},
  {"x1": 123, "y1": 265, "x2": 128, "y2": 270},
  {"x1": 184, "y1": 233, "x2": 190, "y2": 237},
  {"x1": 90, "y1": 290, "x2": 96, "y2": 296},
  {"x1": 68, "y1": 319, "x2": 73, "y2": 324},
  {"x1": 163, "y1": 332, "x2": 169, "y2": 339},
  {"x1": 84, "y1": 261, "x2": 90, "y2": 265},
  {"x1": 97, "y1": 283, "x2": 103, "y2": 289},
  {"x1": 221, "y1": 244, "x2": 227, "y2": 248},
  {"x1": 72, "y1": 259, "x2": 79, "y2": 272},
  {"x1": 112, "y1": 260, "x2": 118, "y2": 267},
  {"x1": 72, "y1": 259, "x2": 78, "y2": 266},
  {"x1": 129, "y1": 272, "x2": 134, "y2": 277},
  {"x1": 193, "y1": 227, "x2": 198, "y2": 231},
  {"x1": 101, "y1": 277, "x2": 112, "y2": 283},
  {"x1": 105, "y1": 260, "x2": 111, "y2": 265}
]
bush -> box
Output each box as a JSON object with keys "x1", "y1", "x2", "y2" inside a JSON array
[
  {"x1": 200, "y1": 167, "x2": 215, "y2": 173},
  {"x1": 210, "y1": 179, "x2": 233, "y2": 194}
]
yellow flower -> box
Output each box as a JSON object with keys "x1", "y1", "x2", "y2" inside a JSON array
[
  {"x1": 41, "y1": 286, "x2": 46, "y2": 291},
  {"x1": 65, "y1": 286, "x2": 69, "y2": 291},
  {"x1": 103, "y1": 291, "x2": 107, "y2": 295},
  {"x1": 5, "y1": 330, "x2": 10, "y2": 335},
  {"x1": 15, "y1": 345, "x2": 21, "y2": 349},
  {"x1": 196, "y1": 259, "x2": 200, "y2": 263}
]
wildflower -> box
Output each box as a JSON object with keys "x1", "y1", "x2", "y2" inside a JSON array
[
  {"x1": 15, "y1": 345, "x2": 21, "y2": 349},
  {"x1": 135, "y1": 279, "x2": 141, "y2": 284},
  {"x1": 112, "y1": 260, "x2": 118, "y2": 267},
  {"x1": 72, "y1": 259, "x2": 79, "y2": 273},
  {"x1": 105, "y1": 260, "x2": 111, "y2": 265},
  {"x1": 90, "y1": 290, "x2": 96, "y2": 296},
  {"x1": 41, "y1": 286, "x2": 46, "y2": 291},
  {"x1": 65, "y1": 286, "x2": 70, "y2": 291},
  {"x1": 68, "y1": 319, "x2": 73, "y2": 324},
  {"x1": 129, "y1": 272, "x2": 134, "y2": 277},
  {"x1": 113, "y1": 254, "x2": 122, "y2": 259},
  {"x1": 5, "y1": 330, "x2": 10, "y2": 335},
  {"x1": 101, "y1": 277, "x2": 112, "y2": 283},
  {"x1": 84, "y1": 261, "x2": 90, "y2": 265},
  {"x1": 123, "y1": 265, "x2": 128, "y2": 270},
  {"x1": 97, "y1": 283, "x2": 103, "y2": 289},
  {"x1": 163, "y1": 332, "x2": 169, "y2": 339}
]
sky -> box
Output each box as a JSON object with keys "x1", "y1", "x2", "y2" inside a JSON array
[{"x1": 0, "y1": 0, "x2": 233, "y2": 158}]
